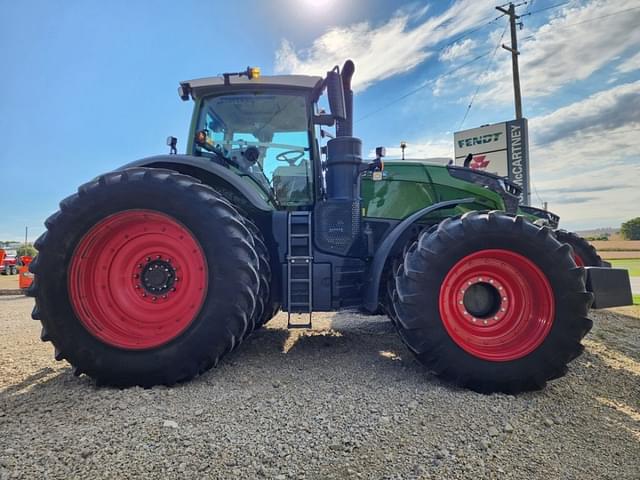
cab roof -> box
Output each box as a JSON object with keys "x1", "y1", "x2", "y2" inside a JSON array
[{"x1": 179, "y1": 74, "x2": 323, "y2": 101}]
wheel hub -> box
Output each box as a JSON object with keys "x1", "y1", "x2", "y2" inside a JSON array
[
  {"x1": 140, "y1": 258, "x2": 176, "y2": 295},
  {"x1": 459, "y1": 277, "x2": 509, "y2": 326}
]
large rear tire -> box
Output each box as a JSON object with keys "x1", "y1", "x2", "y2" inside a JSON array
[
  {"x1": 392, "y1": 211, "x2": 593, "y2": 394},
  {"x1": 243, "y1": 218, "x2": 280, "y2": 331},
  {"x1": 28, "y1": 168, "x2": 260, "y2": 387}
]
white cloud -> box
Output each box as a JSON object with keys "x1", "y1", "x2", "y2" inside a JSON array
[
  {"x1": 530, "y1": 159, "x2": 640, "y2": 230},
  {"x1": 275, "y1": 0, "x2": 496, "y2": 91},
  {"x1": 530, "y1": 81, "x2": 640, "y2": 145},
  {"x1": 617, "y1": 51, "x2": 640, "y2": 74},
  {"x1": 475, "y1": 0, "x2": 640, "y2": 104},
  {"x1": 526, "y1": 81, "x2": 640, "y2": 229},
  {"x1": 370, "y1": 137, "x2": 453, "y2": 161},
  {"x1": 439, "y1": 38, "x2": 478, "y2": 62}
]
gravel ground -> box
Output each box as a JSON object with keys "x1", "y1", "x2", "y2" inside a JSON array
[
  {"x1": 1, "y1": 296, "x2": 639, "y2": 479},
  {"x1": 0, "y1": 275, "x2": 20, "y2": 291}
]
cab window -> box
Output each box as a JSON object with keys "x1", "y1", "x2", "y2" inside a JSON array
[{"x1": 195, "y1": 93, "x2": 313, "y2": 206}]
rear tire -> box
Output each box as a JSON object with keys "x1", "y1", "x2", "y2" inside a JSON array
[
  {"x1": 392, "y1": 211, "x2": 593, "y2": 394},
  {"x1": 243, "y1": 218, "x2": 279, "y2": 331},
  {"x1": 29, "y1": 167, "x2": 260, "y2": 387},
  {"x1": 554, "y1": 229, "x2": 605, "y2": 267}
]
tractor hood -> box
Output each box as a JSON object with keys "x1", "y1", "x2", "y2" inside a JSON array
[{"x1": 361, "y1": 161, "x2": 520, "y2": 221}]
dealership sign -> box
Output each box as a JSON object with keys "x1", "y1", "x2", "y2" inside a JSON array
[{"x1": 454, "y1": 119, "x2": 530, "y2": 205}]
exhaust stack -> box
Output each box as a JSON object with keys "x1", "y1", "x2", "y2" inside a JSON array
[
  {"x1": 336, "y1": 60, "x2": 355, "y2": 138},
  {"x1": 317, "y1": 60, "x2": 364, "y2": 255}
]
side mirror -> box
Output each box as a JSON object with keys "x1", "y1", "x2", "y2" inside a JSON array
[{"x1": 326, "y1": 68, "x2": 346, "y2": 121}]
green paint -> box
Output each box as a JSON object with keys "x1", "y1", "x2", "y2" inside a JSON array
[{"x1": 361, "y1": 161, "x2": 505, "y2": 221}]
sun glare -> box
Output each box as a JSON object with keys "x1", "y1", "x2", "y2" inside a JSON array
[{"x1": 301, "y1": 0, "x2": 334, "y2": 10}]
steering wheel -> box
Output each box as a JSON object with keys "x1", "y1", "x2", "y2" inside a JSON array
[{"x1": 276, "y1": 150, "x2": 305, "y2": 166}]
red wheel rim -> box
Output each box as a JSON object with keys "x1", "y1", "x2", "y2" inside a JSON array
[
  {"x1": 68, "y1": 210, "x2": 208, "y2": 350},
  {"x1": 438, "y1": 249, "x2": 554, "y2": 362}
]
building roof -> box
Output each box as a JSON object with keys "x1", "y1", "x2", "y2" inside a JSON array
[{"x1": 179, "y1": 74, "x2": 323, "y2": 100}]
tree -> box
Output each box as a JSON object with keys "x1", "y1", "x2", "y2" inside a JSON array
[
  {"x1": 620, "y1": 217, "x2": 640, "y2": 240},
  {"x1": 17, "y1": 244, "x2": 37, "y2": 257}
]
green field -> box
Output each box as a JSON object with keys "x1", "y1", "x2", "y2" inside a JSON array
[
  {"x1": 609, "y1": 258, "x2": 640, "y2": 277},
  {"x1": 634, "y1": 295, "x2": 640, "y2": 306}
]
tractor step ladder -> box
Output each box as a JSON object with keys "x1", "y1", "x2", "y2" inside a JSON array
[{"x1": 287, "y1": 211, "x2": 313, "y2": 328}]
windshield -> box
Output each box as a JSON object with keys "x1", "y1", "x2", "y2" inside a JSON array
[{"x1": 195, "y1": 92, "x2": 313, "y2": 206}]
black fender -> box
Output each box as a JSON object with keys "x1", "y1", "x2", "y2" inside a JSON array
[
  {"x1": 116, "y1": 154, "x2": 273, "y2": 212},
  {"x1": 362, "y1": 198, "x2": 476, "y2": 312}
]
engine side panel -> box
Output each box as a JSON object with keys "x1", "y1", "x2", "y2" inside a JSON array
[{"x1": 361, "y1": 162, "x2": 507, "y2": 222}]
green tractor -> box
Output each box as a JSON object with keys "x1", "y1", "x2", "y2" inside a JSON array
[{"x1": 29, "y1": 61, "x2": 632, "y2": 393}]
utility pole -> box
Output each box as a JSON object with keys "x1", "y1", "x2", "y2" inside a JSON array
[
  {"x1": 25, "y1": 226, "x2": 28, "y2": 245},
  {"x1": 496, "y1": 3, "x2": 523, "y2": 119}
]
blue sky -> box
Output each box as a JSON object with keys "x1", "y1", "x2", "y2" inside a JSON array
[{"x1": 1, "y1": 0, "x2": 639, "y2": 240}]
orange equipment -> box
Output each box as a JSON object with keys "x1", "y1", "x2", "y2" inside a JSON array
[{"x1": 19, "y1": 255, "x2": 34, "y2": 289}]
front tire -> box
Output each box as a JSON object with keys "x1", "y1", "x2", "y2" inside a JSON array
[
  {"x1": 29, "y1": 168, "x2": 260, "y2": 387},
  {"x1": 554, "y1": 229, "x2": 605, "y2": 267},
  {"x1": 392, "y1": 211, "x2": 593, "y2": 394}
]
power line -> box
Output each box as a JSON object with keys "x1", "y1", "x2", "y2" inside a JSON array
[
  {"x1": 521, "y1": 5, "x2": 640, "y2": 40},
  {"x1": 532, "y1": 181, "x2": 545, "y2": 206},
  {"x1": 437, "y1": 13, "x2": 506, "y2": 54},
  {"x1": 355, "y1": 51, "x2": 492, "y2": 123},
  {"x1": 524, "y1": 0, "x2": 535, "y2": 14},
  {"x1": 527, "y1": 1, "x2": 570, "y2": 16},
  {"x1": 458, "y1": 23, "x2": 508, "y2": 130},
  {"x1": 353, "y1": 4, "x2": 510, "y2": 124},
  {"x1": 498, "y1": 0, "x2": 528, "y2": 8},
  {"x1": 357, "y1": 3, "x2": 640, "y2": 125}
]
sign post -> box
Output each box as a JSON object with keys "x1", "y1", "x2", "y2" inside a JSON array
[{"x1": 454, "y1": 118, "x2": 530, "y2": 205}]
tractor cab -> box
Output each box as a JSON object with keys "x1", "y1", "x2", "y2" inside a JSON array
[{"x1": 178, "y1": 68, "x2": 345, "y2": 208}]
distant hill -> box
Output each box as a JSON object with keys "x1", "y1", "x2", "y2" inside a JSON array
[{"x1": 575, "y1": 227, "x2": 623, "y2": 240}]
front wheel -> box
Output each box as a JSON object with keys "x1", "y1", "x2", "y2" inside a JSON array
[
  {"x1": 392, "y1": 211, "x2": 593, "y2": 394},
  {"x1": 554, "y1": 229, "x2": 605, "y2": 267}
]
